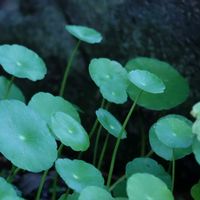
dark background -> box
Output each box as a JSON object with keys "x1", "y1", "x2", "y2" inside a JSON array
[{"x1": 0, "y1": 0, "x2": 200, "y2": 199}]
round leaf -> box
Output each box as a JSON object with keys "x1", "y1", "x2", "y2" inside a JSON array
[
  {"x1": 0, "y1": 76, "x2": 25, "y2": 102},
  {"x1": 154, "y1": 115, "x2": 193, "y2": 148},
  {"x1": 0, "y1": 44, "x2": 46, "y2": 81},
  {"x1": 96, "y1": 108, "x2": 127, "y2": 139},
  {"x1": 126, "y1": 157, "x2": 171, "y2": 188},
  {"x1": 0, "y1": 177, "x2": 20, "y2": 199},
  {"x1": 191, "y1": 180, "x2": 200, "y2": 200},
  {"x1": 79, "y1": 186, "x2": 114, "y2": 200},
  {"x1": 127, "y1": 173, "x2": 174, "y2": 200},
  {"x1": 89, "y1": 58, "x2": 128, "y2": 104},
  {"x1": 149, "y1": 125, "x2": 192, "y2": 160},
  {"x1": 55, "y1": 158, "x2": 104, "y2": 192},
  {"x1": 0, "y1": 100, "x2": 57, "y2": 172},
  {"x1": 128, "y1": 70, "x2": 165, "y2": 94},
  {"x1": 28, "y1": 92, "x2": 80, "y2": 123},
  {"x1": 191, "y1": 102, "x2": 200, "y2": 119},
  {"x1": 65, "y1": 25, "x2": 102, "y2": 44},
  {"x1": 126, "y1": 57, "x2": 189, "y2": 110},
  {"x1": 50, "y1": 112, "x2": 89, "y2": 151}
]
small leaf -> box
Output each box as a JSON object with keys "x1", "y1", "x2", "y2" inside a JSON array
[
  {"x1": 55, "y1": 159, "x2": 104, "y2": 192},
  {"x1": 0, "y1": 76, "x2": 25, "y2": 102},
  {"x1": 154, "y1": 115, "x2": 193, "y2": 148},
  {"x1": 50, "y1": 112, "x2": 89, "y2": 151},
  {"x1": 127, "y1": 173, "x2": 174, "y2": 200},
  {"x1": 126, "y1": 57, "x2": 189, "y2": 110},
  {"x1": 78, "y1": 186, "x2": 114, "y2": 200},
  {"x1": 0, "y1": 177, "x2": 22, "y2": 199},
  {"x1": 0, "y1": 44, "x2": 46, "y2": 81},
  {"x1": 191, "y1": 180, "x2": 200, "y2": 200},
  {"x1": 128, "y1": 69, "x2": 165, "y2": 94},
  {"x1": 191, "y1": 102, "x2": 200, "y2": 119},
  {"x1": 65, "y1": 25, "x2": 102, "y2": 44},
  {"x1": 28, "y1": 92, "x2": 80, "y2": 123},
  {"x1": 89, "y1": 58, "x2": 128, "y2": 104},
  {"x1": 126, "y1": 157, "x2": 171, "y2": 188},
  {"x1": 0, "y1": 100, "x2": 57, "y2": 172},
  {"x1": 96, "y1": 108, "x2": 127, "y2": 139},
  {"x1": 149, "y1": 125, "x2": 192, "y2": 160}
]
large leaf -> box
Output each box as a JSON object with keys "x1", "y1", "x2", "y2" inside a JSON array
[
  {"x1": 0, "y1": 44, "x2": 46, "y2": 81},
  {"x1": 55, "y1": 159, "x2": 104, "y2": 192},
  {"x1": 0, "y1": 100, "x2": 57, "y2": 172},
  {"x1": 28, "y1": 92, "x2": 80, "y2": 123},
  {"x1": 127, "y1": 173, "x2": 174, "y2": 200},
  {"x1": 50, "y1": 112, "x2": 89, "y2": 151},
  {"x1": 0, "y1": 76, "x2": 25, "y2": 102},
  {"x1": 126, "y1": 57, "x2": 189, "y2": 110},
  {"x1": 66, "y1": 25, "x2": 102, "y2": 44}
]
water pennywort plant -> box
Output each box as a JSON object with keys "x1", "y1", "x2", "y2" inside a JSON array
[{"x1": 0, "y1": 24, "x2": 199, "y2": 200}]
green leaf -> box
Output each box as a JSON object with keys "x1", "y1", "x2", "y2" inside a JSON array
[
  {"x1": 128, "y1": 70, "x2": 165, "y2": 94},
  {"x1": 79, "y1": 186, "x2": 114, "y2": 200},
  {"x1": 191, "y1": 180, "x2": 200, "y2": 200},
  {"x1": 126, "y1": 57, "x2": 189, "y2": 110},
  {"x1": 0, "y1": 100, "x2": 57, "y2": 172},
  {"x1": 0, "y1": 44, "x2": 46, "y2": 81},
  {"x1": 0, "y1": 177, "x2": 21, "y2": 199},
  {"x1": 50, "y1": 112, "x2": 89, "y2": 151},
  {"x1": 154, "y1": 115, "x2": 193, "y2": 148},
  {"x1": 113, "y1": 179, "x2": 127, "y2": 198},
  {"x1": 58, "y1": 193, "x2": 79, "y2": 200},
  {"x1": 191, "y1": 102, "x2": 200, "y2": 119},
  {"x1": 55, "y1": 158, "x2": 104, "y2": 192},
  {"x1": 65, "y1": 25, "x2": 102, "y2": 44},
  {"x1": 0, "y1": 76, "x2": 25, "y2": 102},
  {"x1": 89, "y1": 58, "x2": 128, "y2": 104},
  {"x1": 28, "y1": 92, "x2": 80, "y2": 123},
  {"x1": 114, "y1": 198, "x2": 128, "y2": 200},
  {"x1": 192, "y1": 119, "x2": 200, "y2": 141},
  {"x1": 127, "y1": 173, "x2": 174, "y2": 200},
  {"x1": 126, "y1": 157, "x2": 171, "y2": 188},
  {"x1": 96, "y1": 108, "x2": 127, "y2": 139},
  {"x1": 149, "y1": 125, "x2": 192, "y2": 160}
]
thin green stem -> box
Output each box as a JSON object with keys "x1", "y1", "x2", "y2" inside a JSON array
[
  {"x1": 59, "y1": 40, "x2": 81, "y2": 97},
  {"x1": 6, "y1": 166, "x2": 19, "y2": 183},
  {"x1": 171, "y1": 150, "x2": 175, "y2": 192},
  {"x1": 145, "y1": 150, "x2": 153, "y2": 158},
  {"x1": 4, "y1": 76, "x2": 15, "y2": 99},
  {"x1": 109, "y1": 175, "x2": 126, "y2": 192},
  {"x1": 35, "y1": 170, "x2": 48, "y2": 200},
  {"x1": 106, "y1": 91, "x2": 142, "y2": 187},
  {"x1": 57, "y1": 143, "x2": 64, "y2": 157},
  {"x1": 51, "y1": 173, "x2": 58, "y2": 200},
  {"x1": 93, "y1": 125, "x2": 103, "y2": 165},
  {"x1": 97, "y1": 134, "x2": 109, "y2": 170}
]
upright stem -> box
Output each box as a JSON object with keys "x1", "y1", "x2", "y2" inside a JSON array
[
  {"x1": 4, "y1": 76, "x2": 15, "y2": 99},
  {"x1": 59, "y1": 40, "x2": 81, "y2": 97},
  {"x1": 106, "y1": 91, "x2": 142, "y2": 187},
  {"x1": 35, "y1": 170, "x2": 48, "y2": 200},
  {"x1": 97, "y1": 134, "x2": 109, "y2": 170},
  {"x1": 6, "y1": 166, "x2": 20, "y2": 183},
  {"x1": 171, "y1": 150, "x2": 175, "y2": 192},
  {"x1": 109, "y1": 174, "x2": 126, "y2": 191}
]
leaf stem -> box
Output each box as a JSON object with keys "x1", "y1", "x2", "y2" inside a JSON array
[
  {"x1": 6, "y1": 166, "x2": 20, "y2": 183},
  {"x1": 109, "y1": 174, "x2": 126, "y2": 192},
  {"x1": 171, "y1": 150, "x2": 175, "y2": 192},
  {"x1": 4, "y1": 76, "x2": 15, "y2": 99},
  {"x1": 106, "y1": 91, "x2": 142, "y2": 187},
  {"x1": 59, "y1": 40, "x2": 81, "y2": 97}
]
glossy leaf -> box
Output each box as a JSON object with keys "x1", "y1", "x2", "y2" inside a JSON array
[
  {"x1": 96, "y1": 108, "x2": 127, "y2": 139},
  {"x1": 149, "y1": 125, "x2": 192, "y2": 161},
  {"x1": 0, "y1": 76, "x2": 25, "y2": 102},
  {"x1": 28, "y1": 92, "x2": 80, "y2": 123},
  {"x1": 50, "y1": 112, "x2": 89, "y2": 151},
  {"x1": 191, "y1": 102, "x2": 200, "y2": 119},
  {"x1": 0, "y1": 44, "x2": 46, "y2": 81},
  {"x1": 126, "y1": 57, "x2": 189, "y2": 110},
  {"x1": 55, "y1": 159, "x2": 104, "y2": 192},
  {"x1": 154, "y1": 115, "x2": 193, "y2": 148},
  {"x1": 0, "y1": 100, "x2": 57, "y2": 172},
  {"x1": 127, "y1": 173, "x2": 174, "y2": 200},
  {"x1": 191, "y1": 180, "x2": 200, "y2": 200},
  {"x1": 65, "y1": 25, "x2": 102, "y2": 44},
  {"x1": 79, "y1": 186, "x2": 114, "y2": 200},
  {"x1": 0, "y1": 177, "x2": 22, "y2": 199},
  {"x1": 89, "y1": 58, "x2": 128, "y2": 104},
  {"x1": 128, "y1": 69, "x2": 165, "y2": 94},
  {"x1": 126, "y1": 157, "x2": 171, "y2": 188}
]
